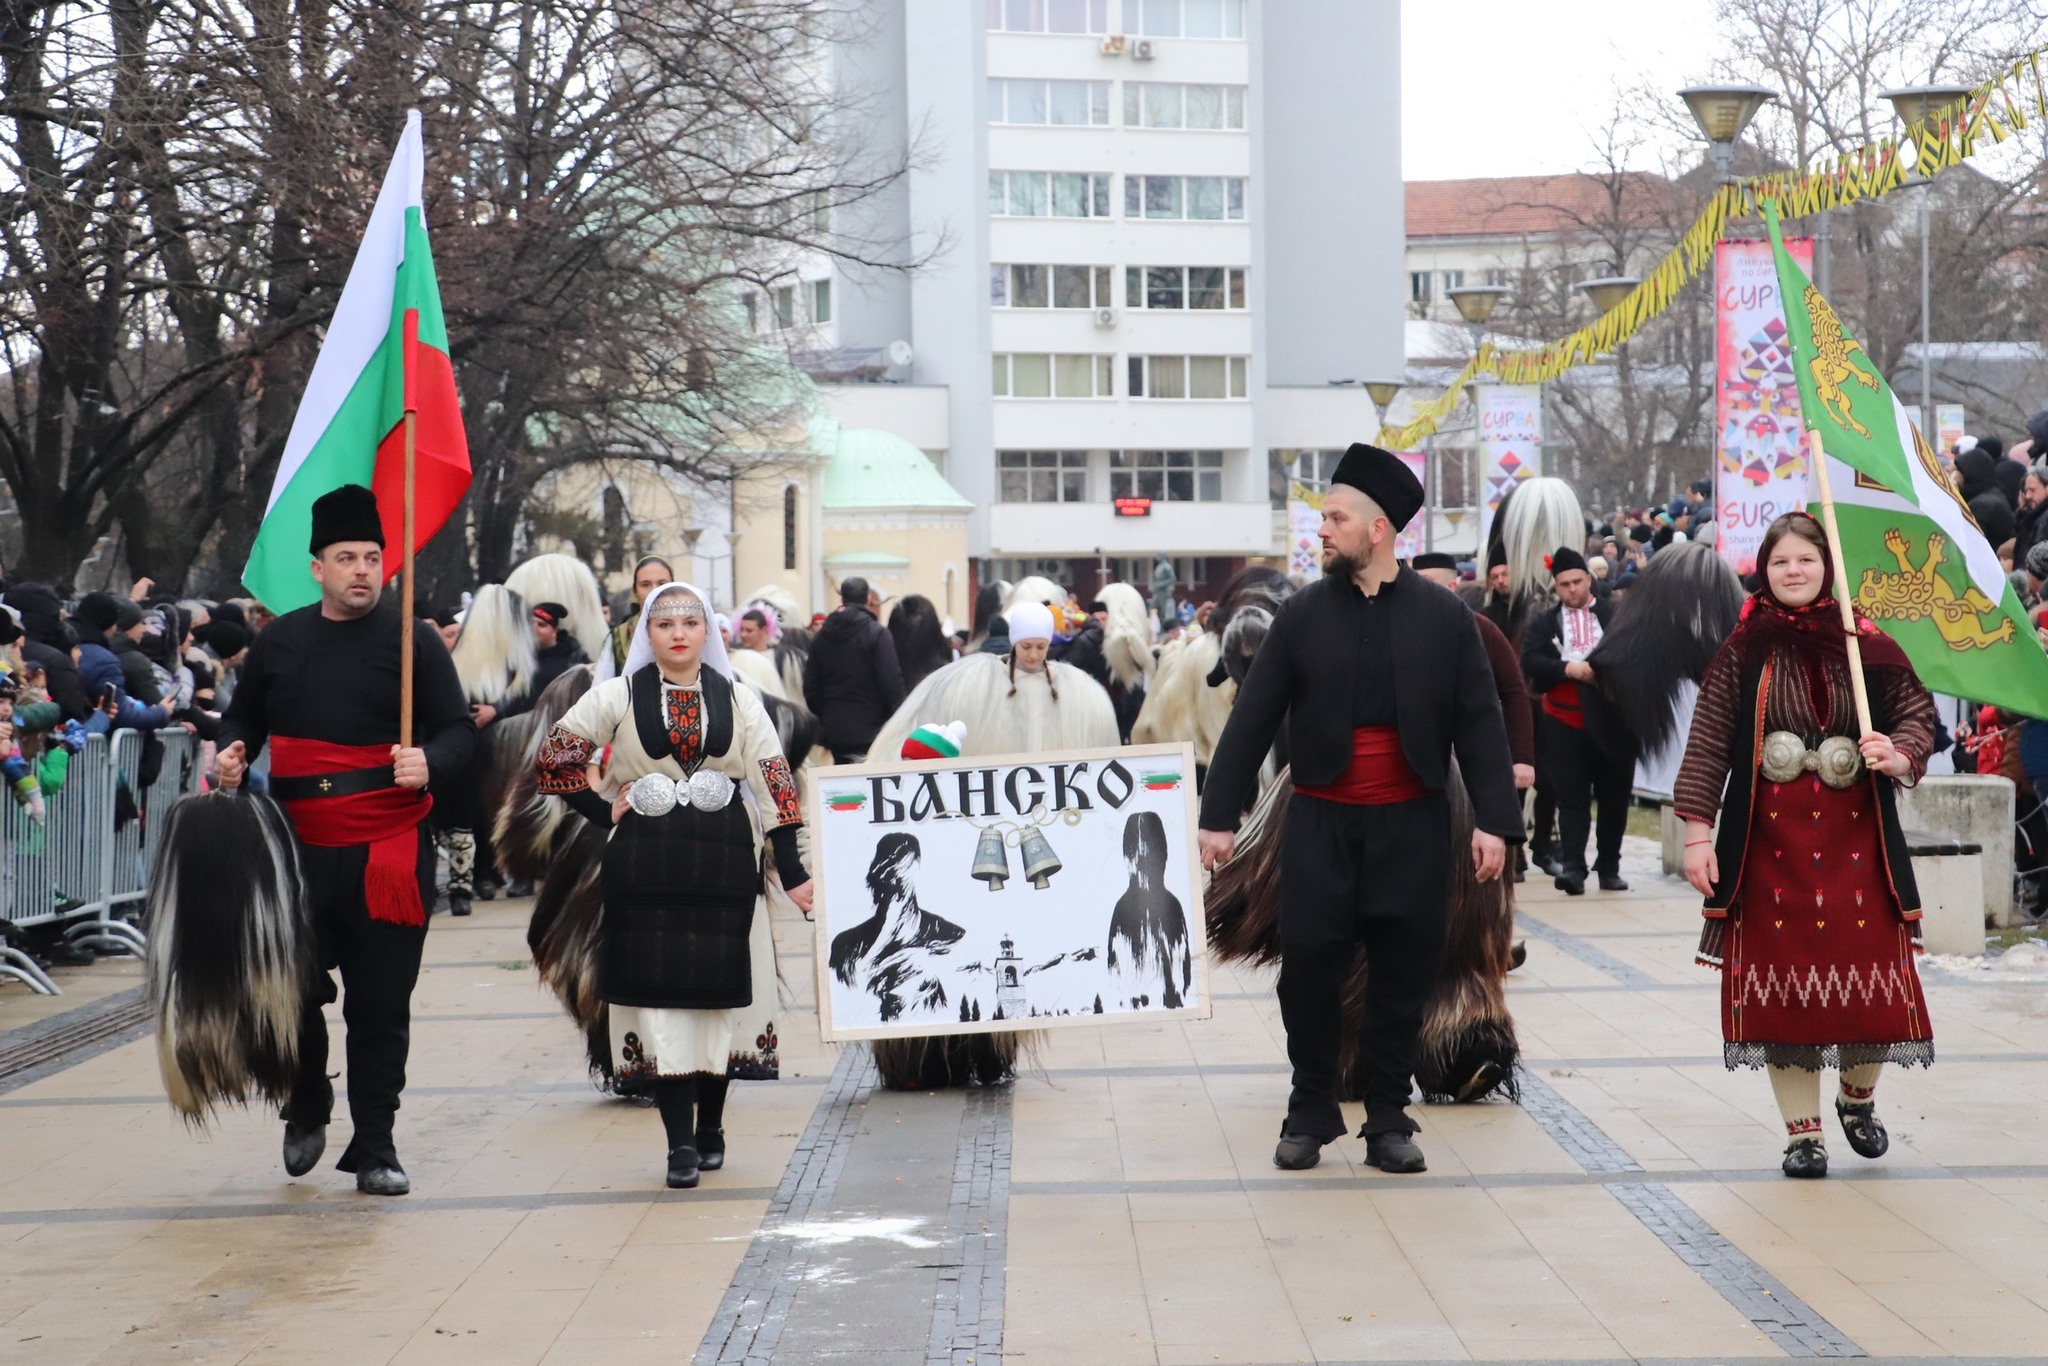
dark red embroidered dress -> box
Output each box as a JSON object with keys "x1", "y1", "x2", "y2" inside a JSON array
[{"x1": 1673, "y1": 587, "x2": 1939, "y2": 1073}]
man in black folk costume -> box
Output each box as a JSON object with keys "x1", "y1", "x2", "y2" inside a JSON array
[
  {"x1": 1198, "y1": 445, "x2": 1520, "y2": 1174},
  {"x1": 1521, "y1": 546, "x2": 1631, "y2": 895},
  {"x1": 215, "y1": 485, "x2": 475, "y2": 1196}
]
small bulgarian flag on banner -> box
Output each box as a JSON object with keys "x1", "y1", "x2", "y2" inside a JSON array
[
  {"x1": 243, "y1": 111, "x2": 471, "y2": 612},
  {"x1": 1765, "y1": 205, "x2": 2048, "y2": 719}
]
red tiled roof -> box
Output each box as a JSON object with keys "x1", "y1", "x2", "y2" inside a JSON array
[{"x1": 1405, "y1": 173, "x2": 1677, "y2": 240}]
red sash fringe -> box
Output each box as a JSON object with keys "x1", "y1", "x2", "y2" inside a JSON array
[{"x1": 270, "y1": 736, "x2": 432, "y2": 927}]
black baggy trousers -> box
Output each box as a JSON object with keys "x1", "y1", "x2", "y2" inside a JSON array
[
  {"x1": 1541, "y1": 714, "x2": 1633, "y2": 877},
  {"x1": 1275, "y1": 792, "x2": 1450, "y2": 1142},
  {"x1": 280, "y1": 828, "x2": 432, "y2": 1172}
]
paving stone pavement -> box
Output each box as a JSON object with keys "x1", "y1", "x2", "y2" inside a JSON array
[{"x1": 5, "y1": 834, "x2": 2048, "y2": 1362}]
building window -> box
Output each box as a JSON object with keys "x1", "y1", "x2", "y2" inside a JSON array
[
  {"x1": 998, "y1": 450, "x2": 1089, "y2": 502},
  {"x1": 1122, "y1": 82, "x2": 1246, "y2": 130},
  {"x1": 990, "y1": 170, "x2": 1113, "y2": 217},
  {"x1": 1110, "y1": 450, "x2": 1225, "y2": 501},
  {"x1": 743, "y1": 293, "x2": 759, "y2": 333},
  {"x1": 1409, "y1": 271, "x2": 1433, "y2": 304},
  {"x1": 809, "y1": 280, "x2": 832, "y2": 324},
  {"x1": 1440, "y1": 269, "x2": 1465, "y2": 293},
  {"x1": 1484, "y1": 266, "x2": 1511, "y2": 287},
  {"x1": 1128, "y1": 355, "x2": 1248, "y2": 400},
  {"x1": 1124, "y1": 265, "x2": 1245, "y2": 310},
  {"x1": 986, "y1": 0, "x2": 1110, "y2": 33},
  {"x1": 993, "y1": 353, "x2": 1116, "y2": 398},
  {"x1": 1123, "y1": 174, "x2": 1245, "y2": 220},
  {"x1": 782, "y1": 485, "x2": 798, "y2": 570},
  {"x1": 990, "y1": 78, "x2": 1111, "y2": 126},
  {"x1": 992, "y1": 263, "x2": 1115, "y2": 309},
  {"x1": 771, "y1": 285, "x2": 796, "y2": 329},
  {"x1": 1126, "y1": 0, "x2": 1244, "y2": 38}
]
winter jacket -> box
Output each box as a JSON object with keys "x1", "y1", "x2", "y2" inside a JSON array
[
  {"x1": 1053, "y1": 623, "x2": 1111, "y2": 689},
  {"x1": 19, "y1": 640, "x2": 89, "y2": 722},
  {"x1": 107, "y1": 633, "x2": 164, "y2": 705},
  {"x1": 801, "y1": 606, "x2": 908, "y2": 758},
  {"x1": 502, "y1": 633, "x2": 591, "y2": 718}
]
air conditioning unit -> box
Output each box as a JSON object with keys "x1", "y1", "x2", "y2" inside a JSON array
[
  {"x1": 1099, "y1": 34, "x2": 1126, "y2": 55},
  {"x1": 1093, "y1": 307, "x2": 1118, "y2": 328},
  {"x1": 1131, "y1": 38, "x2": 1156, "y2": 60}
]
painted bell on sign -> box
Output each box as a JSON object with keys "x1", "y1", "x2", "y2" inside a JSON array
[
  {"x1": 1017, "y1": 827, "x2": 1063, "y2": 890},
  {"x1": 970, "y1": 828, "x2": 1010, "y2": 891}
]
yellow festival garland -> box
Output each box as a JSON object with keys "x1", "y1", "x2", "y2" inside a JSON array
[{"x1": 1376, "y1": 43, "x2": 2048, "y2": 451}]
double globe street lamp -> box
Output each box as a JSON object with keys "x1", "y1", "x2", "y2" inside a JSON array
[{"x1": 1880, "y1": 83, "x2": 1974, "y2": 443}]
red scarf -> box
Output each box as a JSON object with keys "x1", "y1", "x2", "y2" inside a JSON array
[
  {"x1": 1727, "y1": 521, "x2": 1912, "y2": 728},
  {"x1": 269, "y1": 736, "x2": 433, "y2": 927}
]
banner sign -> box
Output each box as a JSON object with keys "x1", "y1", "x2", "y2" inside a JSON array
[
  {"x1": 809, "y1": 742, "x2": 1211, "y2": 1042},
  {"x1": 1393, "y1": 451, "x2": 1428, "y2": 560},
  {"x1": 1936, "y1": 403, "x2": 1967, "y2": 452},
  {"x1": 1286, "y1": 482, "x2": 1322, "y2": 578},
  {"x1": 1475, "y1": 385, "x2": 1542, "y2": 551},
  {"x1": 1714, "y1": 235, "x2": 1815, "y2": 575}
]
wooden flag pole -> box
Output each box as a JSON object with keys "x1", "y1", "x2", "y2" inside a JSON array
[
  {"x1": 1806, "y1": 427, "x2": 1875, "y2": 737},
  {"x1": 398, "y1": 408, "x2": 418, "y2": 750}
]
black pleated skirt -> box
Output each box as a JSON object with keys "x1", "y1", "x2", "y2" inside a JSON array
[{"x1": 599, "y1": 800, "x2": 758, "y2": 1010}]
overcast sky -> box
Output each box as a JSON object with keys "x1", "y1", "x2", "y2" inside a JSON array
[{"x1": 1401, "y1": 0, "x2": 1724, "y2": 182}]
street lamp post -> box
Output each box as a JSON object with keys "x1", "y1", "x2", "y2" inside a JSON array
[
  {"x1": 1446, "y1": 287, "x2": 1505, "y2": 557},
  {"x1": 1677, "y1": 85, "x2": 1778, "y2": 183},
  {"x1": 1882, "y1": 83, "x2": 1972, "y2": 445}
]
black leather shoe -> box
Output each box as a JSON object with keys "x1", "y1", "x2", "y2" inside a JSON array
[
  {"x1": 1597, "y1": 872, "x2": 1629, "y2": 892},
  {"x1": 1509, "y1": 940, "x2": 1527, "y2": 971},
  {"x1": 447, "y1": 892, "x2": 472, "y2": 917},
  {"x1": 1535, "y1": 854, "x2": 1564, "y2": 878},
  {"x1": 667, "y1": 1145, "x2": 701, "y2": 1189},
  {"x1": 282, "y1": 1122, "x2": 326, "y2": 1178},
  {"x1": 1273, "y1": 1132, "x2": 1324, "y2": 1170},
  {"x1": 1553, "y1": 872, "x2": 1586, "y2": 896},
  {"x1": 1513, "y1": 864, "x2": 1526, "y2": 883},
  {"x1": 696, "y1": 1129, "x2": 725, "y2": 1172},
  {"x1": 355, "y1": 1163, "x2": 411, "y2": 1196},
  {"x1": 474, "y1": 881, "x2": 497, "y2": 902},
  {"x1": 1782, "y1": 1137, "x2": 1828, "y2": 1179},
  {"x1": 1836, "y1": 1100, "x2": 1889, "y2": 1159},
  {"x1": 1365, "y1": 1132, "x2": 1427, "y2": 1173},
  {"x1": 506, "y1": 880, "x2": 535, "y2": 898}
]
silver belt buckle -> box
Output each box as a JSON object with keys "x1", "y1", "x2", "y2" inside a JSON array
[
  {"x1": 627, "y1": 774, "x2": 680, "y2": 817},
  {"x1": 686, "y1": 770, "x2": 736, "y2": 811}
]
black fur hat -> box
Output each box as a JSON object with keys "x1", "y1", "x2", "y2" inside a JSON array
[{"x1": 308, "y1": 484, "x2": 385, "y2": 554}]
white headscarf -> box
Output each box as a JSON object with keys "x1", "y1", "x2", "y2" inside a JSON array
[{"x1": 622, "y1": 581, "x2": 735, "y2": 685}]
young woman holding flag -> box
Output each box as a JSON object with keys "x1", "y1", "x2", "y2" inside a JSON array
[{"x1": 1674, "y1": 512, "x2": 1939, "y2": 1180}]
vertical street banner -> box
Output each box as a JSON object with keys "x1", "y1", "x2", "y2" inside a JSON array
[
  {"x1": 1392, "y1": 450, "x2": 1429, "y2": 560},
  {"x1": 1713, "y1": 235, "x2": 1814, "y2": 575},
  {"x1": 1286, "y1": 482, "x2": 1322, "y2": 578},
  {"x1": 1936, "y1": 404, "x2": 1968, "y2": 452},
  {"x1": 1475, "y1": 385, "x2": 1542, "y2": 550}
]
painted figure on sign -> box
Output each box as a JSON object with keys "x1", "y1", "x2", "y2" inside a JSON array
[
  {"x1": 830, "y1": 832, "x2": 967, "y2": 1021},
  {"x1": 1105, "y1": 810, "x2": 1191, "y2": 1010}
]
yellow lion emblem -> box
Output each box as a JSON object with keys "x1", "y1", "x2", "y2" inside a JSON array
[
  {"x1": 1853, "y1": 528, "x2": 2015, "y2": 651},
  {"x1": 1804, "y1": 284, "x2": 1880, "y2": 438}
]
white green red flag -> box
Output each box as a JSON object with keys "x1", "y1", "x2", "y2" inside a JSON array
[
  {"x1": 243, "y1": 110, "x2": 470, "y2": 612},
  {"x1": 1765, "y1": 205, "x2": 2048, "y2": 719}
]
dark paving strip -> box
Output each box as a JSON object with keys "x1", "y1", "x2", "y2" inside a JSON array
[
  {"x1": 0, "y1": 986, "x2": 153, "y2": 1096},
  {"x1": 695, "y1": 1044, "x2": 876, "y2": 1365},
  {"x1": 1517, "y1": 1067, "x2": 1861, "y2": 1358},
  {"x1": 1515, "y1": 912, "x2": 1664, "y2": 989},
  {"x1": 925, "y1": 1085, "x2": 1011, "y2": 1366},
  {"x1": 0, "y1": 1184, "x2": 780, "y2": 1226}
]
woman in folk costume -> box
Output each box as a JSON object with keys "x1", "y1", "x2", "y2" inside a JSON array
[
  {"x1": 861, "y1": 600, "x2": 1119, "y2": 1089},
  {"x1": 536, "y1": 582, "x2": 810, "y2": 1188},
  {"x1": 596, "y1": 555, "x2": 675, "y2": 682},
  {"x1": 1675, "y1": 512, "x2": 1937, "y2": 1180}
]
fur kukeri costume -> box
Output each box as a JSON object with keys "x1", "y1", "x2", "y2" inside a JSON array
[
  {"x1": 146, "y1": 790, "x2": 314, "y2": 1121},
  {"x1": 1581, "y1": 542, "x2": 1744, "y2": 760},
  {"x1": 504, "y1": 554, "x2": 608, "y2": 678},
  {"x1": 861, "y1": 643, "x2": 1121, "y2": 1091},
  {"x1": 1490, "y1": 478, "x2": 1587, "y2": 636},
  {"x1": 1204, "y1": 763, "x2": 1519, "y2": 1103}
]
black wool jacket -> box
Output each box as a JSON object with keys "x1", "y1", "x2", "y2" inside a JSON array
[{"x1": 1198, "y1": 568, "x2": 1523, "y2": 841}]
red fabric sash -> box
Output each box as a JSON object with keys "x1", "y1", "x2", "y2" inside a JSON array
[
  {"x1": 270, "y1": 736, "x2": 432, "y2": 927},
  {"x1": 1543, "y1": 680, "x2": 1586, "y2": 729},
  {"x1": 1295, "y1": 726, "x2": 1428, "y2": 805}
]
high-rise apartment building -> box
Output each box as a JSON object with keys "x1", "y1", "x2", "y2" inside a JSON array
[{"x1": 772, "y1": 0, "x2": 1403, "y2": 605}]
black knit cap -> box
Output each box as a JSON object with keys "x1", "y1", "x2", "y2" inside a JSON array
[
  {"x1": 532, "y1": 602, "x2": 568, "y2": 626},
  {"x1": 1548, "y1": 545, "x2": 1589, "y2": 577},
  {"x1": 1329, "y1": 442, "x2": 1424, "y2": 531},
  {"x1": 1487, "y1": 541, "x2": 1508, "y2": 570},
  {"x1": 1411, "y1": 552, "x2": 1457, "y2": 572},
  {"x1": 308, "y1": 484, "x2": 386, "y2": 554}
]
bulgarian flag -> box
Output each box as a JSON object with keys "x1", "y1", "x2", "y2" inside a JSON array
[
  {"x1": 1765, "y1": 205, "x2": 2048, "y2": 719},
  {"x1": 243, "y1": 110, "x2": 470, "y2": 612}
]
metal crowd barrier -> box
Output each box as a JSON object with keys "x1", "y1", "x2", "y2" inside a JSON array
[{"x1": 0, "y1": 729, "x2": 204, "y2": 993}]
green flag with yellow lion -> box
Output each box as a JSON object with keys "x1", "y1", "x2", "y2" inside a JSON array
[{"x1": 1765, "y1": 205, "x2": 2048, "y2": 720}]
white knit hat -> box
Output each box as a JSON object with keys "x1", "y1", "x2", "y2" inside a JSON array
[{"x1": 1005, "y1": 600, "x2": 1056, "y2": 644}]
